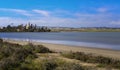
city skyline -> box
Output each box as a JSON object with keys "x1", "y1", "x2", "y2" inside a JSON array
[{"x1": 0, "y1": 0, "x2": 120, "y2": 27}]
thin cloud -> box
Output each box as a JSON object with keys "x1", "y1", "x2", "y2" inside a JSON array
[
  {"x1": 110, "y1": 21, "x2": 120, "y2": 25},
  {"x1": 0, "y1": 17, "x2": 80, "y2": 27},
  {"x1": 0, "y1": 8, "x2": 120, "y2": 27},
  {"x1": 97, "y1": 7, "x2": 108, "y2": 13},
  {"x1": 0, "y1": 13, "x2": 119, "y2": 27},
  {"x1": 0, "y1": 17, "x2": 27, "y2": 25},
  {"x1": 0, "y1": 8, "x2": 32, "y2": 16},
  {"x1": 33, "y1": 9, "x2": 50, "y2": 17}
]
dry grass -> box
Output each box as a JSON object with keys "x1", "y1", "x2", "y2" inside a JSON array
[{"x1": 2, "y1": 39, "x2": 120, "y2": 70}]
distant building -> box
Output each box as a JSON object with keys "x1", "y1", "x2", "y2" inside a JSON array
[{"x1": 25, "y1": 22, "x2": 30, "y2": 29}]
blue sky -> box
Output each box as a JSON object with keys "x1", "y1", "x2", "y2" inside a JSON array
[{"x1": 0, "y1": 0, "x2": 120, "y2": 27}]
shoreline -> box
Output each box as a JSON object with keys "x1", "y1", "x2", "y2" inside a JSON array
[
  {"x1": 3, "y1": 39, "x2": 120, "y2": 59},
  {"x1": 2, "y1": 37, "x2": 120, "y2": 50}
]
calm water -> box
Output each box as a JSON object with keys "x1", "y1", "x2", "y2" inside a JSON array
[{"x1": 0, "y1": 32, "x2": 120, "y2": 50}]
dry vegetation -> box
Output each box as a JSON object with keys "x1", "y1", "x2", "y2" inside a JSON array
[
  {"x1": 61, "y1": 51, "x2": 120, "y2": 69},
  {"x1": 0, "y1": 38, "x2": 120, "y2": 70},
  {"x1": 0, "y1": 39, "x2": 84, "y2": 70}
]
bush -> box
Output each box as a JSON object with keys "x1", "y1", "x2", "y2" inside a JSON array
[
  {"x1": 0, "y1": 46, "x2": 14, "y2": 58},
  {"x1": 0, "y1": 58, "x2": 20, "y2": 70},
  {"x1": 26, "y1": 43, "x2": 52, "y2": 53},
  {"x1": 34, "y1": 45, "x2": 52, "y2": 53},
  {"x1": 56, "y1": 62, "x2": 84, "y2": 70},
  {"x1": 43, "y1": 60, "x2": 57, "y2": 70},
  {"x1": 0, "y1": 39, "x2": 37, "y2": 70}
]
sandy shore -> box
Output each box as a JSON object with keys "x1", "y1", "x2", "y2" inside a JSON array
[{"x1": 3, "y1": 39, "x2": 120, "y2": 59}]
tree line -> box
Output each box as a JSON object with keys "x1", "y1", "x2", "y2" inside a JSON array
[{"x1": 0, "y1": 24, "x2": 51, "y2": 32}]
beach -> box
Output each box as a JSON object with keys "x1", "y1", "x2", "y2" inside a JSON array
[{"x1": 3, "y1": 39, "x2": 120, "y2": 60}]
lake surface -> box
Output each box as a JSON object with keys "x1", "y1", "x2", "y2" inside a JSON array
[{"x1": 0, "y1": 32, "x2": 120, "y2": 50}]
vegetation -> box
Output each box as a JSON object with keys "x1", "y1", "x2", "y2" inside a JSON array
[
  {"x1": 61, "y1": 51, "x2": 120, "y2": 69},
  {"x1": 18, "y1": 58, "x2": 85, "y2": 70},
  {"x1": 0, "y1": 23, "x2": 51, "y2": 32},
  {"x1": 1, "y1": 24, "x2": 120, "y2": 32},
  {"x1": 51, "y1": 27, "x2": 120, "y2": 32},
  {"x1": 0, "y1": 38, "x2": 120, "y2": 70},
  {"x1": 0, "y1": 39, "x2": 52, "y2": 70},
  {"x1": 0, "y1": 39, "x2": 86, "y2": 70}
]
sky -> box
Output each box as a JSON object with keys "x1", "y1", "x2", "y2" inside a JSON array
[{"x1": 0, "y1": 0, "x2": 120, "y2": 27}]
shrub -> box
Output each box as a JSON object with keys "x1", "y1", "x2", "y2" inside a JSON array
[
  {"x1": 24, "y1": 43, "x2": 35, "y2": 51},
  {"x1": 43, "y1": 60, "x2": 57, "y2": 70},
  {"x1": 25, "y1": 43, "x2": 53, "y2": 53},
  {"x1": 0, "y1": 58, "x2": 20, "y2": 70},
  {"x1": 0, "y1": 39, "x2": 37, "y2": 70},
  {"x1": 0, "y1": 46, "x2": 14, "y2": 58},
  {"x1": 56, "y1": 62, "x2": 84, "y2": 70},
  {"x1": 34, "y1": 45, "x2": 52, "y2": 53}
]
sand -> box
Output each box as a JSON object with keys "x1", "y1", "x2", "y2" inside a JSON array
[{"x1": 3, "y1": 39, "x2": 120, "y2": 60}]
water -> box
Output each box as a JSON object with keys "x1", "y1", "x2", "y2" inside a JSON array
[{"x1": 0, "y1": 32, "x2": 120, "y2": 50}]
